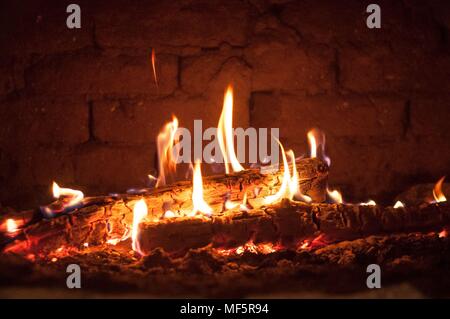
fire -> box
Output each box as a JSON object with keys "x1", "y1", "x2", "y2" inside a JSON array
[
  {"x1": 327, "y1": 188, "x2": 343, "y2": 204},
  {"x1": 263, "y1": 140, "x2": 311, "y2": 205},
  {"x1": 131, "y1": 199, "x2": 148, "y2": 255},
  {"x1": 52, "y1": 182, "x2": 84, "y2": 207},
  {"x1": 299, "y1": 240, "x2": 310, "y2": 250},
  {"x1": 360, "y1": 200, "x2": 376, "y2": 206},
  {"x1": 439, "y1": 229, "x2": 447, "y2": 238},
  {"x1": 155, "y1": 116, "x2": 179, "y2": 187},
  {"x1": 190, "y1": 160, "x2": 212, "y2": 217},
  {"x1": 287, "y1": 150, "x2": 311, "y2": 202},
  {"x1": 307, "y1": 131, "x2": 317, "y2": 158},
  {"x1": 263, "y1": 138, "x2": 290, "y2": 205},
  {"x1": 239, "y1": 191, "x2": 253, "y2": 212},
  {"x1": 307, "y1": 128, "x2": 331, "y2": 166},
  {"x1": 217, "y1": 85, "x2": 244, "y2": 174},
  {"x1": 432, "y1": 176, "x2": 447, "y2": 203},
  {"x1": 151, "y1": 48, "x2": 158, "y2": 89},
  {"x1": 163, "y1": 210, "x2": 177, "y2": 218},
  {"x1": 6, "y1": 219, "x2": 18, "y2": 233},
  {"x1": 218, "y1": 241, "x2": 277, "y2": 256},
  {"x1": 225, "y1": 200, "x2": 238, "y2": 210},
  {"x1": 393, "y1": 201, "x2": 404, "y2": 208}
]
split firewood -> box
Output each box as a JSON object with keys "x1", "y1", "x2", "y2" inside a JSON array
[
  {"x1": 2, "y1": 194, "x2": 449, "y2": 257},
  {"x1": 138, "y1": 200, "x2": 450, "y2": 254},
  {"x1": 0, "y1": 158, "x2": 328, "y2": 254}
]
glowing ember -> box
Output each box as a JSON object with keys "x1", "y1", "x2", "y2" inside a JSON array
[
  {"x1": 219, "y1": 241, "x2": 277, "y2": 256},
  {"x1": 432, "y1": 176, "x2": 447, "y2": 203},
  {"x1": 360, "y1": 200, "x2": 376, "y2": 206},
  {"x1": 327, "y1": 188, "x2": 343, "y2": 204},
  {"x1": 307, "y1": 128, "x2": 331, "y2": 166},
  {"x1": 106, "y1": 224, "x2": 130, "y2": 246},
  {"x1": 155, "y1": 116, "x2": 179, "y2": 187},
  {"x1": 299, "y1": 241, "x2": 310, "y2": 250},
  {"x1": 131, "y1": 199, "x2": 148, "y2": 255},
  {"x1": 151, "y1": 48, "x2": 158, "y2": 89},
  {"x1": 439, "y1": 229, "x2": 447, "y2": 238},
  {"x1": 52, "y1": 181, "x2": 84, "y2": 207},
  {"x1": 217, "y1": 85, "x2": 244, "y2": 174},
  {"x1": 393, "y1": 201, "x2": 405, "y2": 208},
  {"x1": 190, "y1": 160, "x2": 212, "y2": 217},
  {"x1": 6, "y1": 219, "x2": 18, "y2": 233}
]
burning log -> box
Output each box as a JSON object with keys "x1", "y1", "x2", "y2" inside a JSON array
[
  {"x1": 138, "y1": 200, "x2": 450, "y2": 254},
  {"x1": 0, "y1": 157, "x2": 328, "y2": 254},
  {"x1": 3, "y1": 192, "x2": 449, "y2": 258}
]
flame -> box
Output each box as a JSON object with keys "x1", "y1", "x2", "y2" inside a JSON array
[
  {"x1": 217, "y1": 85, "x2": 244, "y2": 174},
  {"x1": 432, "y1": 176, "x2": 447, "y2": 203},
  {"x1": 225, "y1": 200, "x2": 238, "y2": 210},
  {"x1": 439, "y1": 229, "x2": 447, "y2": 238},
  {"x1": 190, "y1": 160, "x2": 212, "y2": 217},
  {"x1": 307, "y1": 131, "x2": 317, "y2": 158},
  {"x1": 52, "y1": 182, "x2": 84, "y2": 206},
  {"x1": 6, "y1": 219, "x2": 18, "y2": 233},
  {"x1": 287, "y1": 149, "x2": 311, "y2": 203},
  {"x1": 155, "y1": 116, "x2": 179, "y2": 187},
  {"x1": 393, "y1": 201, "x2": 404, "y2": 208},
  {"x1": 263, "y1": 138, "x2": 290, "y2": 205},
  {"x1": 262, "y1": 141, "x2": 311, "y2": 205},
  {"x1": 151, "y1": 48, "x2": 158, "y2": 89},
  {"x1": 360, "y1": 200, "x2": 376, "y2": 206},
  {"x1": 307, "y1": 128, "x2": 331, "y2": 166},
  {"x1": 131, "y1": 199, "x2": 148, "y2": 255},
  {"x1": 239, "y1": 191, "x2": 253, "y2": 212},
  {"x1": 327, "y1": 188, "x2": 343, "y2": 204},
  {"x1": 163, "y1": 210, "x2": 176, "y2": 218}
]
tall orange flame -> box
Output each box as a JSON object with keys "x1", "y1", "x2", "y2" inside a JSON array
[
  {"x1": 307, "y1": 128, "x2": 331, "y2": 166},
  {"x1": 52, "y1": 182, "x2": 84, "y2": 206},
  {"x1": 190, "y1": 160, "x2": 212, "y2": 217},
  {"x1": 217, "y1": 85, "x2": 244, "y2": 174},
  {"x1": 263, "y1": 138, "x2": 290, "y2": 205},
  {"x1": 155, "y1": 116, "x2": 179, "y2": 187},
  {"x1": 433, "y1": 176, "x2": 447, "y2": 203},
  {"x1": 287, "y1": 150, "x2": 311, "y2": 203},
  {"x1": 131, "y1": 199, "x2": 148, "y2": 255},
  {"x1": 151, "y1": 48, "x2": 158, "y2": 89},
  {"x1": 263, "y1": 140, "x2": 311, "y2": 205}
]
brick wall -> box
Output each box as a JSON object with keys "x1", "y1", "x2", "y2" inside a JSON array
[{"x1": 0, "y1": 0, "x2": 449, "y2": 208}]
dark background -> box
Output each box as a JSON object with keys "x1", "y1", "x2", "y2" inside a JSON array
[{"x1": 0, "y1": 0, "x2": 449, "y2": 208}]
